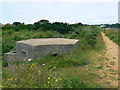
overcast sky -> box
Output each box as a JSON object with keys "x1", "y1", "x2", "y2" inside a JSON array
[{"x1": 0, "y1": 0, "x2": 119, "y2": 24}]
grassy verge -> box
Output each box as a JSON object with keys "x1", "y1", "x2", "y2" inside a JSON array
[{"x1": 103, "y1": 28, "x2": 120, "y2": 46}]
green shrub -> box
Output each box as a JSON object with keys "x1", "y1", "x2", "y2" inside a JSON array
[
  {"x1": 84, "y1": 30, "x2": 99, "y2": 47},
  {"x1": 2, "y1": 44, "x2": 13, "y2": 54},
  {"x1": 7, "y1": 30, "x2": 15, "y2": 34},
  {"x1": 12, "y1": 35, "x2": 23, "y2": 41},
  {"x1": 74, "y1": 26, "x2": 100, "y2": 48},
  {"x1": 2, "y1": 60, "x2": 8, "y2": 67}
]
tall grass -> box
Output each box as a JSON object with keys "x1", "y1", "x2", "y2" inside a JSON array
[{"x1": 103, "y1": 28, "x2": 120, "y2": 46}]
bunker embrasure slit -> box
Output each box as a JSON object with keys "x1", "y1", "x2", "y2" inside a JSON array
[
  {"x1": 52, "y1": 54, "x2": 58, "y2": 56},
  {"x1": 22, "y1": 51, "x2": 26, "y2": 57}
]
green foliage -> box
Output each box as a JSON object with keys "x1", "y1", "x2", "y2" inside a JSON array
[
  {"x1": 12, "y1": 35, "x2": 23, "y2": 41},
  {"x1": 2, "y1": 44, "x2": 13, "y2": 54},
  {"x1": 56, "y1": 58, "x2": 81, "y2": 68},
  {"x1": 51, "y1": 22, "x2": 73, "y2": 34},
  {"x1": 2, "y1": 24, "x2": 14, "y2": 30},
  {"x1": 80, "y1": 57, "x2": 90, "y2": 66},
  {"x1": 84, "y1": 27, "x2": 100, "y2": 47},
  {"x1": 34, "y1": 20, "x2": 73, "y2": 34},
  {"x1": 6, "y1": 30, "x2": 14, "y2": 34},
  {"x1": 2, "y1": 19, "x2": 73, "y2": 34},
  {"x1": 103, "y1": 23, "x2": 120, "y2": 28},
  {"x1": 2, "y1": 29, "x2": 60, "y2": 55},
  {"x1": 2, "y1": 60, "x2": 8, "y2": 67},
  {"x1": 96, "y1": 66, "x2": 103, "y2": 69},
  {"x1": 72, "y1": 26, "x2": 101, "y2": 48},
  {"x1": 14, "y1": 24, "x2": 35, "y2": 31},
  {"x1": 54, "y1": 56, "x2": 90, "y2": 68},
  {"x1": 13, "y1": 22, "x2": 21, "y2": 26},
  {"x1": 103, "y1": 29, "x2": 120, "y2": 46},
  {"x1": 63, "y1": 77, "x2": 88, "y2": 88},
  {"x1": 34, "y1": 19, "x2": 50, "y2": 30}
]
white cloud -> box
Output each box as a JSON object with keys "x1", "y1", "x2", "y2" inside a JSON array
[{"x1": 0, "y1": 0, "x2": 119, "y2": 3}]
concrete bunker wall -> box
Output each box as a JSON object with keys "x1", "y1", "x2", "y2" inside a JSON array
[
  {"x1": 4, "y1": 51, "x2": 17, "y2": 62},
  {"x1": 33, "y1": 40, "x2": 80, "y2": 60},
  {"x1": 16, "y1": 43, "x2": 34, "y2": 61},
  {"x1": 33, "y1": 44, "x2": 75, "y2": 60},
  {"x1": 74, "y1": 40, "x2": 80, "y2": 49}
]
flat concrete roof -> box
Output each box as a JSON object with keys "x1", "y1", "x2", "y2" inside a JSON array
[{"x1": 16, "y1": 38, "x2": 79, "y2": 46}]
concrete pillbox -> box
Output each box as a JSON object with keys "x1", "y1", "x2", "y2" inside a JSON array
[{"x1": 4, "y1": 38, "x2": 80, "y2": 62}]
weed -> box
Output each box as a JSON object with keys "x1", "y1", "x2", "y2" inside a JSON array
[
  {"x1": 63, "y1": 77, "x2": 88, "y2": 88},
  {"x1": 2, "y1": 60, "x2": 8, "y2": 67},
  {"x1": 110, "y1": 62, "x2": 115, "y2": 65},
  {"x1": 96, "y1": 66, "x2": 103, "y2": 69}
]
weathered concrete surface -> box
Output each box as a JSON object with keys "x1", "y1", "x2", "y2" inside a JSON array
[
  {"x1": 5, "y1": 38, "x2": 80, "y2": 62},
  {"x1": 4, "y1": 51, "x2": 17, "y2": 62}
]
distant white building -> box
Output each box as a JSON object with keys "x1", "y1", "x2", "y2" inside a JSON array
[{"x1": 100, "y1": 25, "x2": 106, "y2": 28}]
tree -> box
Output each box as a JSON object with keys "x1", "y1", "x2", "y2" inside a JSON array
[
  {"x1": 2, "y1": 24, "x2": 14, "y2": 30},
  {"x1": 34, "y1": 19, "x2": 50, "y2": 30},
  {"x1": 38, "y1": 19, "x2": 49, "y2": 25},
  {"x1": 13, "y1": 22, "x2": 21, "y2": 26},
  {"x1": 51, "y1": 22, "x2": 73, "y2": 34}
]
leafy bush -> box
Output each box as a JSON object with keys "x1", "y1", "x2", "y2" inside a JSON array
[
  {"x1": 2, "y1": 44, "x2": 13, "y2": 54},
  {"x1": 12, "y1": 35, "x2": 23, "y2": 41},
  {"x1": 2, "y1": 60, "x2": 8, "y2": 67},
  {"x1": 6, "y1": 30, "x2": 15, "y2": 34},
  {"x1": 74, "y1": 26, "x2": 100, "y2": 48}
]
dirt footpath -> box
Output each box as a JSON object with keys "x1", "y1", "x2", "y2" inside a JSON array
[{"x1": 101, "y1": 32, "x2": 119, "y2": 88}]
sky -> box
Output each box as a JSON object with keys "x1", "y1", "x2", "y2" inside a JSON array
[{"x1": 0, "y1": 0, "x2": 119, "y2": 25}]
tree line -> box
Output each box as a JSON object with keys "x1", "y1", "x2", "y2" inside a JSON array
[
  {"x1": 103, "y1": 23, "x2": 120, "y2": 28},
  {"x1": 2, "y1": 19, "x2": 84, "y2": 34}
]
